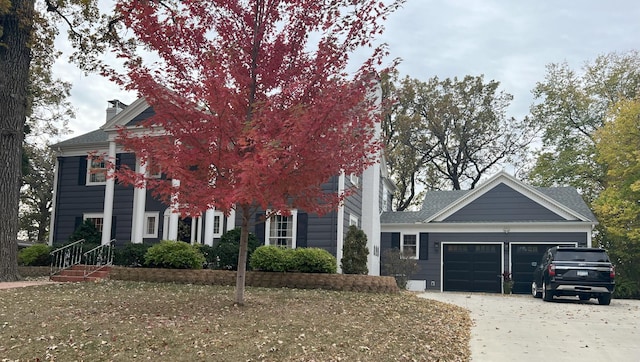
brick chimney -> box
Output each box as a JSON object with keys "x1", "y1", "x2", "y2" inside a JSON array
[{"x1": 106, "y1": 99, "x2": 128, "y2": 122}]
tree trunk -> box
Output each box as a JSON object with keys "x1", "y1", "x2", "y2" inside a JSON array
[
  {"x1": 234, "y1": 205, "x2": 250, "y2": 305},
  {"x1": 0, "y1": 0, "x2": 35, "y2": 281}
]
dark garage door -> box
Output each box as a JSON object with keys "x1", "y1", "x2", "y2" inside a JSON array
[
  {"x1": 443, "y1": 244, "x2": 501, "y2": 293},
  {"x1": 511, "y1": 243, "x2": 576, "y2": 294}
]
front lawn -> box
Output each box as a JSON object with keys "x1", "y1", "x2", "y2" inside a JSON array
[{"x1": 0, "y1": 281, "x2": 470, "y2": 361}]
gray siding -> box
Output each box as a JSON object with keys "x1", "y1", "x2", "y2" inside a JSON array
[
  {"x1": 53, "y1": 153, "x2": 169, "y2": 245},
  {"x1": 444, "y1": 184, "x2": 566, "y2": 222}
]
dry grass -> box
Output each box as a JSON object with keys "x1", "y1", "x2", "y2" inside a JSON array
[{"x1": 0, "y1": 281, "x2": 471, "y2": 361}]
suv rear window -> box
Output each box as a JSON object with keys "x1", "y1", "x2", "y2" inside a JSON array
[{"x1": 555, "y1": 250, "x2": 610, "y2": 262}]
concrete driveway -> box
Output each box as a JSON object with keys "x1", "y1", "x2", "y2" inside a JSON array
[{"x1": 420, "y1": 292, "x2": 640, "y2": 362}]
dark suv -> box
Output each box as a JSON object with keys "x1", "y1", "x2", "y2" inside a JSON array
[{"x1": 532, "y1": 246, "x2": 615, "y2": 305}]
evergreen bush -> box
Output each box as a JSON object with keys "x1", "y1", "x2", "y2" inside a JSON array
[
  {"x1": 144, "y1": 240, "x2": 206, "y2": 269},
  {"x1": 18, "y1": 244, "x2": 51, "y2": 266},
  {"x1": 114, "y1": 243, "x2": 152, "y2": 267},
  {"x1": 67, "y1": 219, "x2": 102, "y2": 245},
  {"x1": 341, "y1": 225, "x2": 369, "y2": 274},
  {"x1": 212, "y1": 228, "x2": 261, "y2": 270}
]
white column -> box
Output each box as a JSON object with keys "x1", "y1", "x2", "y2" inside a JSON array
[
  {"x1": 204, "y1": 209, "x2": 214, "y2": 246},
  {"x1": 101, "y1": 141, "x2": 116, "y2": 245},
  {"x1": 167, "y1": 179, "x2": 180, "y2": 241},
  {"x1": 131, "y1": 160, "x2": 147, "y2": 244},
  {"x1": 190, "y1": 217, "x2": 197, "y2": 244},
  {"x1": 336, "y1": 173, "x2": 346, "y2": 273},
  {"x1": 48, "y1": 158, "x2": 60, "y2": 246},
  {"x1": 361, "y1": 160, "x2": 381, "y2": 276}
]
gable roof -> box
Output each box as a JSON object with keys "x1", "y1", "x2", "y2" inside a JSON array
[{"x1": 381, "y1": 171, "x2": 597, "y2": 224}]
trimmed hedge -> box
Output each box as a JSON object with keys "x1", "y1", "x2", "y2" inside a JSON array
[
  {"x1": 145, "y1": 241, "x2": 206, "y2": 269},
  {"x1": 250, "y1": 246, "x2": 337, "y2": 273},
  {"x1": 291, "y1": 248, "x2": 337, "y2": 274}
]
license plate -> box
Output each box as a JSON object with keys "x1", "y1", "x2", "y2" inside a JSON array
[{"x1": 577, "y1": 270, "x2": 588, "y2": 277}]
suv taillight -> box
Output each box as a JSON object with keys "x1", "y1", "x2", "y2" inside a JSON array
[
  {"x1": 610, "y1": 266, "x2": 615, "y2": 279},
  {"x1": 548, "y1": 264, "x2": 556, "y2": 277}
]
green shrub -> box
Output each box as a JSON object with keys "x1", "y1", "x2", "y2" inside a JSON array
[
  {"x1": 341, "y1": 225, "x2": 369, "y2": 274},
  {"x1": 292, "y1": 247, "x2": 337, "y2": 274},
  {"x1": 250, "y1": 246, "x2": 337, "y2": 273},
  {"x1": 212, "y1": 228, "x2": 261, "y2": 270},
  {"x1": 144, "y1": 240, "x2": 206, "y2": 269},
  {"x1": 67, "y1": 219, "x2": 102, "y2": 245},
  {"x1": 114, "y1": 243, "x2": 152, "y2": 267},
  {"x1": 249, "y1": 245, "x2": 294, "y2": 272},
  {"x1": 18, "y1": 244, "x2": 51, "y2": 266}
]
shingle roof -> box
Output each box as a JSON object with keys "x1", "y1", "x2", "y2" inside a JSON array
[
  {"x1": 381, "y1": 184, "x2": 597, "y2": 224},
  {"x1": 51, "y1": 129, "x2": 108, "y2": 148}
]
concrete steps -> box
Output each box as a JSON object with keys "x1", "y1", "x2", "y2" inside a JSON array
[{"x1": 50, "y1": 265, "x2": 111, "y2": 283}]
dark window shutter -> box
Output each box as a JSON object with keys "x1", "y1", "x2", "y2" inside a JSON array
[
  {"x1": 391, "y1": 232, "x2": 400, "y2": 250},
  {"x1": 115, "y1": 154, "x2": 122, "y2": 170},
  {"x1": 419, "y1": 233, "x2": 429, "y2": 260},
  {"x1": 110, "y1": 216, "x2": 117, "y2": 241},
  {"x1": 296, "y1": 212, "x2": 308, "y2": 248},
  {"x1": 78, "y1": 156, "x2": 87, "y2": 185},
  {"x1": 255, "y1": 213, "x2": 265, "y2": 244},
  {"x1": 74, "y1": 216, "x2": 83, "y2": 230}
]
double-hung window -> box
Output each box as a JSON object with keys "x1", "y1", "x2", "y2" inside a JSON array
[
  {"x1": 87, "y1": 157, "x2": 107, "y2": 185},
  {"x1": 143, "y1": 212, "x2": 159, "y2": 238},
  {"x1": 265, "y1": 210, "x2": 298, "y2": 248},
  {"x1": 402, "y1": 234, "x2": 418, "y2": 259},
  {"x1": 212, "y1": 211, "x2": 224, "y2": 238}
]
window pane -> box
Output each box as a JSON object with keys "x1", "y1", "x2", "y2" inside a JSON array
[
  {"x1": 403, "y1": 235, "x2": 417, "y2": 257},
  {"x1": 87, "y1": 218, "x2": 104, "y2": 232},
  {"x1": 89, "y1": 159, "x2": 107, "y2": 183},
  {"x1": 146, "y1": 216, "x2": 156, "y2": 235},
  {"x1": 213, "y1": 215, "x2": 221, "y2": 234},
  {"x1": 269, "y1": 214, "x2": 293, "y2": 248}
]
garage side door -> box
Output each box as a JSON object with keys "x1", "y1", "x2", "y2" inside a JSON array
[{"x1": 443, "y1": 244, "x2": 501, "y2": 293}]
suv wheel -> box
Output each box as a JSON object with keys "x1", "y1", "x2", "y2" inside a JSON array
[
  {"x1": 598, "y1": 294, "x2": 612, "y2": 305},
  {"x1": 531, "y1": 281, "x2": 542, "y2": 298},
  {"x1": 542, "y1": 281, "x2": 553, "y2": 302}
]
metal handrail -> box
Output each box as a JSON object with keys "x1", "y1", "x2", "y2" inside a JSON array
[
  {"x1": 83, "y1": 239, "x2": 116, "y2": 278},
  {"x1": 50, "y1": 239, "x2": 85, "y2": 276}
]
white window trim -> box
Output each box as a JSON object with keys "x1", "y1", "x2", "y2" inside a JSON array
[
  {"x1": 212, "y1": 210, "x2": 225, "y2": 238},
  {"x1": 264, "y1": 209, "x2": 298, "y2": 248},
  {"x1": 401, "y1": 233, "x2": 419, "y2": 259},
  {"x1": 143, "y1": 211, "x2": 159, "y2": 238},
  {"x1": 349, "y1": 214, "x2": 359, "y2": 228},
  {"x1": 86, "y1": 157, "x2": 107, "y2": 186},
  {"x1": 83, "y1": 213, "x2": 105, "y2": 232}
]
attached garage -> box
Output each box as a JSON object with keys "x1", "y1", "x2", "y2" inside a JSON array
[
  {"x1": 380, "y1": 172, "x2": 598, "y2": 293},
  {"x1": 443, "y1": 243, "x2": 502, "y2": 293}
]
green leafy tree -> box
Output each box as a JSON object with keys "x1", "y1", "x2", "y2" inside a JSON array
[
  {"x1": 382, "y1": 73, "x2": 533, "y2": 209},
  {"x1": 593, "y1": 98, "x2": 640, "y2": 298},
  {"x1": 66, "y1": 219, "x2": 101, "y2": 246},
  {"x1": 527, "y1": 51, "x2": 640, "y2": 203},
  {"x1": 341, "y1": 225, "x2": 369, "y2": 274},
  {"x1": 19, "y1": 144, "x2": 56, "y2": 242}
]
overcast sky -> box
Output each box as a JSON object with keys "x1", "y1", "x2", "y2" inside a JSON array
[{"x1": 52, "y1": 0, "x2": 640, "y2": 142}]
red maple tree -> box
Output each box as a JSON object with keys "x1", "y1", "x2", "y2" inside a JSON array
[{"x1": 107, "y1": 0, "x2": 404, "y2": 304}]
